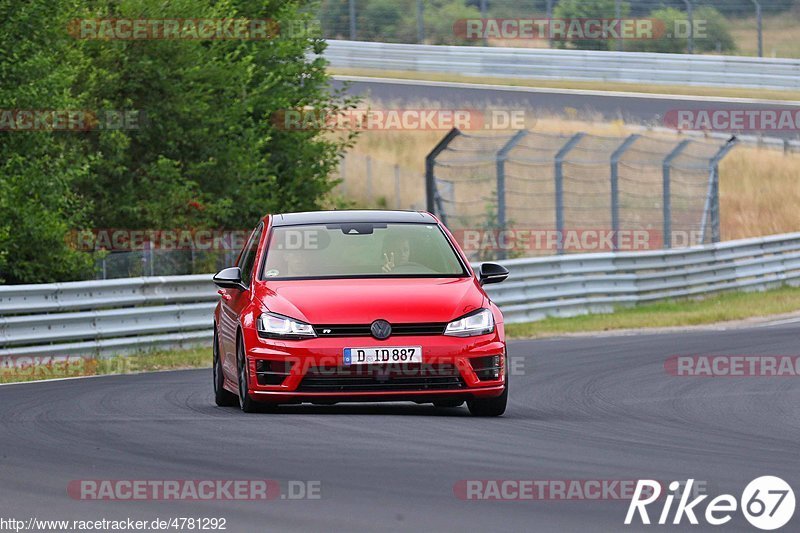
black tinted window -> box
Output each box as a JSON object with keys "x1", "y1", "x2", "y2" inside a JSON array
[{"x1": 238, "y1": 223, "x2": 264, "y2": 287}]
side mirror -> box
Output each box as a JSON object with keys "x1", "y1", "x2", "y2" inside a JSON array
[
  {"x1": 479, "y1": 263, "x2": 509, "y2": 285},
  {"x1": 213, "y1": 267, "x2": 245, "y2": 290}
]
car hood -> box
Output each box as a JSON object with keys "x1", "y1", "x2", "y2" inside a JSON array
[{"x1": 254, "y1": 277, "x2": 484, "y2": 324}]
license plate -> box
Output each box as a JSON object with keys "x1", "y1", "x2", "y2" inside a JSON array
[{"x1": 343, "y1": 346, "x2": 422, "y2": 366}]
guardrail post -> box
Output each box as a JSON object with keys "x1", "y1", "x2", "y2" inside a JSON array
[
  {"x1": 554, "y1": 133, "x2": 585, "y2": 254},
  {"x1": 662, "y1": 140, "x2": 691, "y2": 249},
  {"x1": 425, "y1": 128, "x2": 462, "y2": 223},
  {"x1": 495, "y1": 130, "x2": 528, "y2": 259},
  {"x1": 700, "y1": 137, "x2": 737, "y2": 244},
  {"x1": 610, "y1": 135, "x2": 640, "y2": 251}
]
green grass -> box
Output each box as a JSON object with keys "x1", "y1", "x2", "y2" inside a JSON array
[
  {"x1": 0, "y1": 346, "x2": 210, "y2": 385},
  {"x1": 505, "y1": 285, "x2": 800, "y2": 339},
  {"x1": 330, "y1": 67, "x2": 800, "y2": 102}
]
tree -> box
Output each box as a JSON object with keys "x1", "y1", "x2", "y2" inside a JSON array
[
  {"x1": 0, "y1": 0, "x2": 95, "y2": 283},
  {"x1": 0, "y1": 0, "x2": 358, "y2": 283}
]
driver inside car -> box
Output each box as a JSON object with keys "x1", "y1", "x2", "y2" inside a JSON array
[{"x1": 381, "y1": 234, "x2": 412, "y2": 273}]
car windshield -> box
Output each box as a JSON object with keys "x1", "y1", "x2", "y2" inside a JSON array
[{"x1": 261, "y1": 222, "x2": 467, "y2": 279}]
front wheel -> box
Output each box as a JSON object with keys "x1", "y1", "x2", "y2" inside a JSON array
[
  {"x1": 467, "y1": 376, "x2": 508, "y2": 417},
  {"x1": 237, "y1": 335, "x2": 262, "y2": 413},
  {"x1": 213, "y1": 328, "x2": 238, "y2": 407}
]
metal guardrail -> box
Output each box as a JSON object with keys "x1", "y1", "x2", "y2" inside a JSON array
[
  {"x1": 324, "y1": 40, "x2": 800, "y2": 91},
  {"x1": 2, "y1": 233, "x2": 800, "y2": 358}
]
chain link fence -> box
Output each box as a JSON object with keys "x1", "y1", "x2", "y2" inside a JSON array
[
  {"x1": 334, "y1": 152, "x2": 426, "y2": 210},
  {"x1": 426, "y1": 128, "x2": 737, "y2": 260},
  {"x1": 96, "y1": 247, "x2": 239, "y2": 280},
  {"x1": 319, "y1": 0, "x2": 797, "y2": 57}
]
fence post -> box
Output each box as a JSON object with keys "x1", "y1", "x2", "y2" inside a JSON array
[
  {"x1": 417, "y1": 0, "x2": 425, "y2": 43},
  {"x1": 700, "y1": 137, "x2": 737, "y2": 244},
  {"x1": 480, "y1": 0, "x2": 488, "y2": 46},
  {"x1": 662, "y1": 140, "x2": 691, "y2": 249},
  {"x1": 554, "y1": 133, "x2": 585, "y2": 254},
  {"x1": 495, "y1": 130, "x2": 528, "y2": 259},
  {"x1": 149, "y1": 241, "x2": 155, "y2": 277},
  {"x1": 425, "y1": 128, "x2": 462, "y2": 219},
  {"x1": 684, "y1": 0, "x2": 694, "y2": 54},
  {"x1": 340, "y1": 154, "x2": 347, "y2": 196},
  {"x1": 394, "y1": 164, "x2": 401, "y2": 209},
  {"x1": 365, "y1": 155, "x2": 372, "y2": 205},
  {"x1": 348, "y1": 0, "x2": 356, "y2": 40},
  {"x1": 610, "y1": 134, "x2": 640, "y2": 251},
  {"x1": 752, "y1": 0, "x2": 763, "y2": 58}
]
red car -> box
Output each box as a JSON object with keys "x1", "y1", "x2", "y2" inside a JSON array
[{"x1": 212, "y1": 210, "x2": 510, "y2": 416}]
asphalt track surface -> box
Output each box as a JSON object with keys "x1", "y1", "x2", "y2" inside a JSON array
[
  {"x1": 1, "y1": 323, "x2": 799, "y2": 532},
  {"x1": 333, "y1": 77, "x2": 800, "y2": 140}
]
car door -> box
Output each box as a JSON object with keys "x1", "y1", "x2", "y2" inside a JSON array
[{"x1": 219, "y1": 222, "x2": 264, "y2": 381}]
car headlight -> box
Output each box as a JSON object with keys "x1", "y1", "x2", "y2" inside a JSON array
[
  {"x1": 257, "y1": 312, "x2": 316, "y2": 339},
  {"x1": 444, "y1": 308, "x2": 494, "y2": 337}
]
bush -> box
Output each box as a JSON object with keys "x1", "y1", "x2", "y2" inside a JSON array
[
  {"x1": 627, "y1": 6, "x2": 735, "y2": 54},
  {"x1": 552, "y1": 0, "x2": 630, "y2": 51}
]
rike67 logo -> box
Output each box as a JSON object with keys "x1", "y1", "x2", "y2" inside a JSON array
[{"x1": 626, "y1": 477, "x2": 795, "y2": 530}]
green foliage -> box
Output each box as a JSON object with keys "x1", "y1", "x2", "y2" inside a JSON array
[
  {"x1": 0, "y1": 0, "x2": 356, "y2": 284},
  {"x1": 0, "y1": 0, "x2": 95, "y2": 283},
  {"x1": 553, "y1": 0, "x2": 629, "y2": 51},
  {"x1": 424, "y1": 0, "x2": 482, "y2": 45},
  {"x1": 627, "y1": 6, "x2": 735, "y2": 54},
  {"x1": 693, "y1": 6, "x2": 736, "y2": 53}
]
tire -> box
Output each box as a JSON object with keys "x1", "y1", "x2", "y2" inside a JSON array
[
  {"x1": 213, "y1": 328, "x2": 238, "y2": 407},
  {"x1": 237, "y1": 334, "x2": 262, "y2": 413},
  {"x1": 433, "y1": 399, "x2": 464, "y2": 408},
  {"x1": 467, "y1": 370, "x2": 508, "y2": 417}
]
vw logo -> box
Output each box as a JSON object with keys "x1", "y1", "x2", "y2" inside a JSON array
[{"x1": 370, "y1": 319, "x2": 392, "y2": 340}]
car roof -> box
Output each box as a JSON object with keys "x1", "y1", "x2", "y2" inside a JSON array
[{"x1": 270, "y1": 210, "x2": 437, "y2": 227}]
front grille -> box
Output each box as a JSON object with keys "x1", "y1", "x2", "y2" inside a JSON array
[
  {"x1": 297, "y1": 363, "x2": 465, "y2": 392},
  {"x1": 313, "y1": 323, "x2": 447, "y2": 337}
]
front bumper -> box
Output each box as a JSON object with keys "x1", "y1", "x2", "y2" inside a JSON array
[{"x1": 241, "y1": 328, "x2": 506, "y2": 404}]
